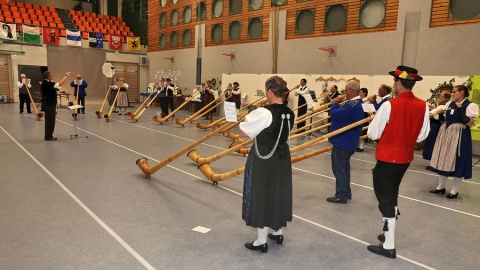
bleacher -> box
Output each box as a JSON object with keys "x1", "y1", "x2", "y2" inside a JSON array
[{"x1": 0, "y1": 0, "x2": 133, "y2": 40}]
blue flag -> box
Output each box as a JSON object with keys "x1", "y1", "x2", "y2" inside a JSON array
[{"x1": 89, "y1": 32, "x2": 103, "y2": 48}]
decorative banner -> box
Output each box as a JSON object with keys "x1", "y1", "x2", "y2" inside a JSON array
[
  {"x1": 42, "y1": 28, "x2": 59, "y2": 45},
  {"x1": 66, "y1": 30, "x2": 81, "y2": 46},
  {"x1": 0, "y1": 23, "x2": 17, "y2": 40},
  {"x1": 22, "y1": 25, "x2": 40, "y2": 43},
  {"x1": 88, "y1": 32, "x2": 103, "y2": 48},
  {"x1": 127, "y1": 37, "x2": 140, "y2": 51},
  {"x1": 109, "y1": 35, "x2": 123, "y2": 50}
]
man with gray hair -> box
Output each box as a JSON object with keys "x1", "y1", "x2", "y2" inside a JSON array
[
  {"x1": 326, "y1": 80, "x2": 364, "y2": 204},
  {"x1": 17, "y1": 74, "x2": 32, "y2": 114}
]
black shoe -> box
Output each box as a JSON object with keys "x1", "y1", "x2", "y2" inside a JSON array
[
  {"x1": 245, "y1": 241, "x2": 268, "y2": 253},
  {"x1": 446, "y1": 192, "x2": 458, "y2": 199},
  {"x1": 356, "y1": 148, "x2": 364, "y2": 152},
  {"x1": 81, "y1": 111, "x2": 85, "y2": 114},
  {"x1": 27, "y1": 111, "x2": 32, "y2": 114},
  {"x1": 425, "y1": 165, "x2": 434, "y2": 171},
  {"x1": 45, "y1": 137, "x2": 57, "y2": 141},
  {"x1": 429, "y1": 188, "x2": 446, "y2": 194},
  {"x1": 268, "y1": 233, "x2": 284, "y2": 245},
  {"x1": 326, "y1": 197, "x2": 347, "y2": 204},
  {"x1": 378, "y1": 234, "x2": 385, "y2": 242},
  {"x1": 367, "y1": 244, "x2": 396, "y2": 259},
  {"x1": 20, "y1": 111, "x2": 23, "y2": 114}
]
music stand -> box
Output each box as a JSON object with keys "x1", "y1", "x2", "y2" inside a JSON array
[
  {"x1": 68, "y1": 104, "x2": 88, "y2": 139},
  {"x1": 302, "y1": 90, "x2": 317, "y2": 140}
]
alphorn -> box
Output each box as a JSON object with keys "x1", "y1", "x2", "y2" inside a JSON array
[
  {"x1": 130, "y1": 87, "x2": 163, "y2": 122},
  {"x1": 198, "y1": 116, "x2": 374, "y2": 183},
  {"x1": 127, "y1": 85, "x2": 157, "y2": 120},
  {"x1": 72, "y1": 89, "x2": 80, "y2": 120},
  {"x1": 25, "y1": 85, "x2": 43, "y2": 120},
  {"x1": 136, "y1": 111, "x2": 249, "y2": 179},
  {"x1": 103, "y1": 88, "x2": 120, "y2": 122},
  {"x1": 173, "y1": 92, "x2": 228, "y2": 127},
  {"x1": 153, "y1": 90, "x2": 200, "y2": 124},
  {"x1": 95, "y1": 87, "x2": 111, "y2": 118},
  {"x1": 292, "y1": 92, "x2": 328, "y2": 112},
  {"x1": 188, "y1": 95, "x2": 229, "y2": 123}
]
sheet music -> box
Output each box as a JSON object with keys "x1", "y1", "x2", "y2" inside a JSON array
[
  {"x1": 68, "y1": 105, "x2": 84, "y2": 110},
  {"x1": 76, "y1": 80, "x2": 82, "y2": 85},
  {"x1": 303, "y1": 93, "x2": 318, "y2": 109},
  {"x1": 362, "y1": 103, "x2": 376, "y2": 113},
  {"x1": 224, "y1": 101, "x2": 238, "y2": 122}
]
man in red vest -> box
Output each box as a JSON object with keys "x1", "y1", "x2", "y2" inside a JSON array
[{"x1": 366, "y1": 66, "x2": 430, "y2": 259}]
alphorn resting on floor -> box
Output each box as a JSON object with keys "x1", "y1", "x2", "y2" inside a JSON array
[
  {"x1": 25, "y1": 85, "x2": 43, "y2": 120},
  {"x1": 173, "y1": 92, "x2": 228, "y2": 127},
  {"x1": 95, "y1": 87, "x2": 111, "y2": 118},
  {"x1": 127, "y1": 86, "x2": 159, "y2": 121}
]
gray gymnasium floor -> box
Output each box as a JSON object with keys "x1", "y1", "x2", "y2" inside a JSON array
[{"x1": 0, "y1": 102, "x2": 478, "y2": 270}]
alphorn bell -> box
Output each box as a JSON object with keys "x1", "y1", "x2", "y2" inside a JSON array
[
  {"x1": 153, "y1": 90, "x2": 200, "y2": 124},
  {"x1": 95, "y1": 87, "x2": 111, "y2": 118},
  {"x1": 104, "y1": 87, "x2": 120, "y2": 122},
  {"x1": 25, "y1": 85, "x2": 43, "y2": 120},
  {"x1": 198, "y1": 116, "x2": 374, "y2": 183},
  {"x1": 136, "y1": 111, "x2": 249, "y2": 179}
]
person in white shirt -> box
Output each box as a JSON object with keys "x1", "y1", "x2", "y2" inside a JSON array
[
  {"x1": 293, "y1": 78, "x2": 310, "y2": 130},
  {"x1": 17, "y1": 74, "x2": 32, "y2": 114}
]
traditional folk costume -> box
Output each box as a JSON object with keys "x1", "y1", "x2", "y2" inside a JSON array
[
  {"x1": 240, "y1": 104, "x2": 295, "y2": 252},
  {"x1": 41, "y1": 79, "x2": 61, "y2": 140},
  {"x1": 108, "y1": 84, "x2": 118, "y2": 112},
  {"x1": 116, "y1": 83, "x2": 129, "y2": 115},
  {"x1": 203, "y1": 85, "x2": 215, "y2": 120},
  {"x1": 70, "y1": 79, "x2": 88, "y2": 114},
  {"x1": 17, "y1": 78, "x2": 32, "y2": 113},
  {"x1": 422, "y1": 104, "x2": 446, "y2": 161},
  {"x1": 371, "y1": 94, "x2": 392, "y2": 111},
  {"x1": 327, "y1": 90, "x2": 340, "y2": 132},
  {"x1": 295, "y1": 85, "x2": 310, "y2": 130},
  {"x1": 367, "y1": 66, "x2": 430, "y2": 259},
  {"x1": 231, "y1": 83, "x2": 241, "y2": 109},
  {"x1": 429, "y1": 99, "x2": 479, "y2": 197}
]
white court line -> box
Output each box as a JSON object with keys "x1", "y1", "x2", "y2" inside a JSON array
[
  {"x1": 55, "y1": 121, "x2": 435, "y2": 269},
  {"x1": 0, "y1": 126, "x2": 155, "y2": 270}
]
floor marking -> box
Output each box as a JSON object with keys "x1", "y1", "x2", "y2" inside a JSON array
[
  {"x1": 0, "y1": 126, "x2": 155, "y2": 270},
  {"x1": 52, "y1": 122, "x2": 436, "y2": 269}
]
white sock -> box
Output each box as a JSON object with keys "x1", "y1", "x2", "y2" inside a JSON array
[
  {"x1": 358, "y1": 140, "x2": 364, "y2": 149},
  {"x1": 382, "y1": 217, "x2": 396, "y2": 250},
  {"x1": 450, "y1": 177, "x2": 462, "y2": 194},
  {"x1": 272, "y1": 228, "x2": 283, "y2": 236},
  {"x1": 253, "y1": 227, "x2": 268, "y2": 246},
  {"x1": 437, "y1": 175, "x2": 448, "y2": 190}
]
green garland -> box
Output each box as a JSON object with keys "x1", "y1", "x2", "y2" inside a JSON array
[{"x1": 426, "y1": 78, "x2": 455, "y2": 105}]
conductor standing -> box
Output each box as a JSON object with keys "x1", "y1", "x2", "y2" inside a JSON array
[{"x1": 41, "y1": 71, "x2": 70, "y2": 141}]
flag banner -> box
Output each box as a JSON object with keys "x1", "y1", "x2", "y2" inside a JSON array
[
  {"x1": 22, "y1": 25, "x2": 40, "y2": 43},
  {"x1": 0, "y1": 23, "x2": 17, "y2": 40},
  {"x1": 42, "y1": 28, "x2": 59, "y2": 45},
  {"x1": 66, "y1": 30, "x2": 81, "y2": 46},
  {"x1": 89, "y1": 32, "x2": 103, "y2": 48},
  {"x1": 127, "y1": 37, "x2": 140, "y2": 51},
  {"x1": 109, "y1": 35, "x2": 123, "y2": 50}
]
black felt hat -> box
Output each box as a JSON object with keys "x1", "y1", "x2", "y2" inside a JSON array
[
  {"x1": 233, "y1": 82, "x2": 239, "y2": 86},
  {"x1": 389, "y1": 66, "x2": 423, "y2": 81}
]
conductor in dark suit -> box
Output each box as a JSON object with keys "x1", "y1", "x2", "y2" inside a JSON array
[{"x1": 41, "y1": 71, "x2": 70, "y2": 141}]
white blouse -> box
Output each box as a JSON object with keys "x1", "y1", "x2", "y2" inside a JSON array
[{"x1": 239, "y1": 107, "x2": 272, "y2": 138}]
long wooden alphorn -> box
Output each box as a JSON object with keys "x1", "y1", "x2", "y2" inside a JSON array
[
  {"x1": 136, "y1": 111, "x2": 249, "y2": 179},
  {"x1": 153, "y1": 90, "x2": 200, "y2": 124},
  {"x1": 197, "y1": 116, "x2": 374, "y2": 183},
  {"x1": 173, "y1": 92, "x2": 228, "y2": 127},
  {"x1": 72, "y1": 88, "x2": 80, "y2": 120},
  {"x1": 188, "y1": 94, "x2": 229, "y2": 123},
  {"x1": 95, "y1": 87, "x2": 111, "y2": 118},
  {"x1": 104, "y1": 87, "x2": 119, "y2": 122},
  {"x1": 130, "y1": 88, "x2": 163, "y2": 122},
  {"x1": 25, "y1": 85, "x2": 43, "y2": 120},
  {"x1": 127, "y1": 86, "x2": 157, "y2": 119}
]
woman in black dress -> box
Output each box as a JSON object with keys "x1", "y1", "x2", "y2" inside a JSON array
[{"x1": 239, "y1": 75, "x2": 295, "y2": 253}]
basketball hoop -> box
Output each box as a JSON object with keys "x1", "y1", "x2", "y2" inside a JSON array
[{"x1": 319, "y1": 46, "x2": 335, "y2": 55}]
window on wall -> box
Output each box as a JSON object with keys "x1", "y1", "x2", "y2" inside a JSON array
[
  {"x1": 197, "y1": 2, "x2": 207, "y2": 21},
  {"x1": 449, "y1": 0, "x2": 480, "y2": 20},
  {"x1": 212, "y1": 0, "x2": 224, "y2": 18},
  {"x1": 249, "y1": 0, "x2": 263, "y2": 11},
  {"x1": 183, "y1": 29, "x2": 192, "y2": 46},
  {"x1": 159, "y1": 34, "x2": 166, "y2": 48},
  {"x1": 171, "y1": 9, "x2": 179, "y2": 26},
  {"x1": 171, "y1": 0, "x2": 178, "y2": 4},
  {"x1": 359, "y1": 0, "x2": 386, "y2": 29},
  {"x1": 212, "y1": 24, "x2": 223, "y2": 43},
  {"x1": 183, "y1": 6, "x2": 192, "y2": 23},
  {"x1": 159, "y1": 0, "x2": 167, "y2": 7},
  {"x1": 272, "y1": 0, "x2": 287, "y2": 6},
  {"x1": 230, "y1": 0, "x2": 242, "y2": 14},
  {"x1": 229, "y1": 21, "x2": 241, "y2": 41},
  {"x1": 159, "y1": 12, "x2": 167, "y2": 28},
  {"x1": 139, "y1": 0, "x2": 148, "y2": 21},
  {"x1": 296, "y1": 9, "x2": 315, "y2": 35},
  {"x1": 248, "y1": 17, "x2": 263, "y2": 39},
  {"x1": 325, "y1": 4, "x2": 348, "y2": 32},
  {"x1": 170, "y1": 31, "x2": 178, "y2": 48}
]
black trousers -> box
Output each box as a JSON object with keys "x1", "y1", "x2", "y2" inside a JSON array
[
  {"x1": 19, "y1": 93, "x2": 31, "y2": 113},
  {"x1": 372, "y1": 160, "x2": 410, "y2": 218},
  {"x1": 76, "y1": 95, "x2": 86, "y2": 112},
  {"x1": 159, "y1": 97, "x2": 168, "y2": 114},
  {"x1": 44, "y1": 104, "x2": 56, "y2": 139},
  {"x1": 167, "y1": 97, "x2": 174, "y2": 113},
  {"x1": 297, "y1": 96, "x2": 307, "y2": 130}
]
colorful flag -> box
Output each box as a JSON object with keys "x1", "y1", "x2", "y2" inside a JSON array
[
  {"x1": 127, "y1": 37, "x2": 140, "y2": 51},
  {"x1": 109, "y1": 35, "x2": 123, "y2": 50},
  {"x1": 66, "y1": 30, "x2": 81, "y2": 46},
  {"x1": 22, "y1": 25, "x2": 40, "y2": 43},
  {"x1": 0, "y1": 23, "x2": 17, "y2": 40},
  {"x1": 88, "y1": 32, "x2": 103, "y2": 48},
  {"x1": 42, "y1": 28, "x2": 59, "y2": 45}
]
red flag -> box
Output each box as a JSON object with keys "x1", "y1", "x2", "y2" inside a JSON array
[
  {"x1": 109, "y1": 35, "x2": 123, "y2": 50},
  {"x1": 42, "y1": 28, "x2": 59, "y2": 45}
]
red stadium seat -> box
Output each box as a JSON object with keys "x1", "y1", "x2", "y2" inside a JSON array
[
  {"x1": 27, "y1": 9, "x2": 34, "y2": 15},
  {"x1": 23, "y1": 19, "x2": 31, "y2": 25},
  {"x1": 100, "y1": 29, "x2": 107, "y2": 34},
  {"x1": 5, "y1": 17, "x2": 13, "y2": 23},
  {"x1": 54, "y1": 18, "x2": 61, "y2": 23},
  {"x1": 86, "y1": 27, "x2": 93, "y2": 32},
  {"x1": 21, "y1": 13, "x2": 28, "y2": 20},
  {"x1": 128, "y1": 32, "x2": 133, "y2": 37},
  {"x1": 49, "y1": 22, "x2": 55, "y2": 28},
  {"x1": 35, "y1": 9, "x2": 42, "y2": 15},
  {"x1": 1, "y1": 5, "x2": 9, "y2": 12},
  {"x1": 41, "y1": 6, "x2": 48, "y2": 12},
  {"x1": 18, "y1": 7, "x2": 26, "y2": 13},
  {"x1": 8, "y1": 1, "x2": 16, "y2": 7},
  {"x1": 48, "y1": 7, "x2": 55, "y2": 12},
  {"x1": 17, "y1": 2, "x2": 24, "y2": 8},
  {"x1": 91, "y1": 13, "x2": 97, "y2": 18},
  {"x1": 25, "y1": 3, "x2": 32, "y2": 9},
  {"x1": 57, "y1": 23, "x2": 64, "y2": 29},
  {"x1": 32, "y1": 20, "x2": 40, "y2": 26},
  {"x1": 32, "y1": 4, "x2": 40, "y2": 10},
  {"x1": 44, "y1": 11, "x2": 51, "y2": 17},
  {"x1": 82, "y1": 32, "x2": 88, "y2": 39},
  {"x1": 78, "y1": 25, "x2": 86, "y2": 31},
  {"x1": 10, "y1": 6, "x2": 18, "y2": 12},
  {"x1": 40, "y1": 21, "x2": 48, "y2": 27},
  {"x1": 0, "y1": 16, "x2": 4, "y2": 22},
  {"x1": 69, "y1": 10, "x2": 75, "y2": 16},
  {"x1": 29, "y1": 14, "x2": 37, "y2": 21},
  {"x1": 3, "y1": 11, "x2": 11, "y2": 17},
  {"x1": 12, "y1": 12, "x2": 20, "y2": 18},
  {"x1": 60, "y1": 29, "x2": 66, "y2": 37},
  {"x1": 0, "y1": 0, "x2": 8, "y2": 5},
  {"x1": 75, "y1": 10, "x2": 82, "y2": 16},
  {"x1": 14, "y1": 17, "x2": 22, "y2": 23},
  {"x1": 37, "y1": 15, "x2": 45, "y2": 21},
  {"x1": 46, "y1": 17, "x2": 53, "y2": 23}
]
